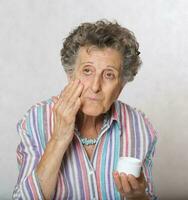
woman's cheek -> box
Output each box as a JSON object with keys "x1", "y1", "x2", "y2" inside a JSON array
[
  {"x1": 79, "y1": 80, "x2": 88, "y2": 97},
  {"x1": 80, "y1": 74, "x2": 91, "y2": 81},
  {"x1": 80, "y1": 75, "x2": 92, "y2": 88}
]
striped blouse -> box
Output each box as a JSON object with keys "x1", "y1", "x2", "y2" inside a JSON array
[{"x1": 13, "y1": 98, "x2": 158, "y2": 200}]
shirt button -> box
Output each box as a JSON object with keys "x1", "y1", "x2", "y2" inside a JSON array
[{"x1": 89, "y1": 170, "x2": 95, "y2": 175}]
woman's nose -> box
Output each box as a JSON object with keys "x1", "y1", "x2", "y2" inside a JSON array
[{"x1": 91, "y1": 75, "x2": 101, "y2": 93}]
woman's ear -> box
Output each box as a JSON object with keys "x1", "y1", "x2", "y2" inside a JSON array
[
  {"x1": 67, "y1": 74, "x2": 72, "y2": 82},
  {"x1": 115, "y1": 81, "x2": 126, "y2": 99},
  {"x1": 67, "y1": 71, "x2": 76, "y2": 82},
  {"x1": 67, "y1": 70, "x2": 74, "y2": 81}
]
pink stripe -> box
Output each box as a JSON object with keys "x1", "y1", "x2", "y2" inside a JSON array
[
  {"x1": 123, "y1": 105, "x2": 129, "y2": 156},
  {"x1": 49, "y1": 102, "x2": 53, "y2": 139},
  {"x1": 28, "y1": 175, "x2": 38, "y2": 200},
  {"x1": 46, "y1": 102, "x2": 51, "y2": 142},
  {"x1": 145, "y1": 117, "x2": 156, "y2": 139},
  {"x1": 95, "y1": 135, "x2": 106, "y2": 200},
  {"x1": 58, "y1": 172, "x2": 64, "y2": 198},
  {"x1": 120, "y1": 104, "x2": 125, "y2": 156},
  {"x1": 75, "y1": 142, "x2": 90, "y2": 199},
  {"x1": 143, "y1": 163, "x2": 153, "y2": 193}
]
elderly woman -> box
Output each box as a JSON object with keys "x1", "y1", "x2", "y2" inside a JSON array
[{"x1": 13, "y1": 20, "x2": 158, "y2": 200}]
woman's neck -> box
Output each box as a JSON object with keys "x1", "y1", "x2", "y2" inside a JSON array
[{"x1": 76, "y1": 111, "x2": 104, "y2": 138}]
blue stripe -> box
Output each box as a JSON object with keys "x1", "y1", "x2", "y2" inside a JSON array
[
  {"x1": 132, "y1": 111, "x2": 141, "y2": 158},
  {"x1": 31, "y1": 108, "x2": 42, "y2": 155},
  {"x1": 107, "y1": 128, "x2": 113, "y2": 199},
  {"x1": 113, "y1": 123, "x2": 121, "y2": 200},
  {"x1": 101, "y1": 130, "x2": 111, "y2": 199},
  {"x1": 72, "y1": 139, "x2": 85, "y2": 199},
  {"x1": 37, "y1": 106, "x2": 45, "y2": 149}
]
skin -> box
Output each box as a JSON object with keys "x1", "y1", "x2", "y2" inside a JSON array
[
  {"x1": 73, "y1": 46, "x2": 123, "y2": 117},
  {"x1": 36, "y1": 46, "x2": 148, "y2": 199}
]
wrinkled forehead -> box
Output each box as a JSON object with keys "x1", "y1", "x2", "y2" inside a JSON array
[{"x1": 75, "y1": 46, "x2": 123, "y2": 70}]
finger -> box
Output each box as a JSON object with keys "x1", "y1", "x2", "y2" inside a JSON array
[
  {"x1": 58, "y1": 81, "x2": 83, "y2": 115},
  {"x1": 72, "y1": 97, "x2": 82, "y2": 113},
  {"x1": 128, "y1": 175, "x2": 139, "y2": 190},
  {"x1": 56, "y1": 93, "x2": 82, "y2": 125},
  {"x1": 59, "y1": 80, "x2": 75, "y2": 100},
  {"x1": 64, "y1": 97, "x2": 82, "y2": 118},
  {"x1": 64, "y1": 79, "x2": 83, "y2": 104},
  {"x1": 57, "y1": 79, "x2": 80, "y2": 108},
  {"x1": 138, "y1": 172, "x2": 148, "y2": 190},
  {"x1": 52, "y1": 96, "x2": 59, "y2": 120},
  {"x1": 113, "y1": 171, "x2": 125, "y2": 194},
  {"x1": 52, "y1": 96, "x2": 59, "y2": 104},
  {"x1": 54, "y1": 80, "x2": 75, "y2": 110},
  {"x1": 120, "y1": 173, "x2": 131, "y2": 194},
  {"x1": 63, "y1": 79, "x2": 80, "y2": 97},
  {"x1": 138, "y1": 171, "x2": 145, "y2": 182},
  {"x1": 66, "y1": 82, "x2": 84, "y2": 108},
  {"x1": 54, "y1": 80, "x2": 83, "y2": 123}
]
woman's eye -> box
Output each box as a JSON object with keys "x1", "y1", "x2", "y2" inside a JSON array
[
  {"x1": 83, "y1": 68, "x2": 92, "y2": 75},
  {"x1": 104, "y1": 72, "x2": 115, "y2": 79}
]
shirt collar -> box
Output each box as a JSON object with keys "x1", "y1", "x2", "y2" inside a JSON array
[
  {"x1": 107, "y1": 101, "x2": 121, "y2": 130},
  {"x1": 74, "y1": 101, "x2": 121, "y2": 134}
]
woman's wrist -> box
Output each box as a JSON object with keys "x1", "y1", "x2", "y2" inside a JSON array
[
  {"x1": 127, "y1": 192, "x2": 149, "y2": 200},
  {"x1": 50, "y1": 136, "x2": 69, "y2": 155}
]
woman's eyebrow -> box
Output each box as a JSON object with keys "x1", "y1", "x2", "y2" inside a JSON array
[
  {"x1": 106, "y1": 65, "x2": 119, "y2": 72},
  {"x1": 80, "y1": 61, "x2": 93, "y2": 65},
  {"x1": 80, "y1": 62, "x2": 119, "y2": 73}
]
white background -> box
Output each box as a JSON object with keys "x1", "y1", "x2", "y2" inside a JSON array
[{"x1": 0, "y1": 0, "x2": 188, "y2": 199}]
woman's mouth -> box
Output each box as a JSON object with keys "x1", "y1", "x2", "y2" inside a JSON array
[{"x1": 87, "y1": 97, "x2": 101, "y2": 101}]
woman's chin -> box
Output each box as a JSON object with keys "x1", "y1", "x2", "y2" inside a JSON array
[{"x1": 80, "y1": 105, "x2": 104, "y2": 116}]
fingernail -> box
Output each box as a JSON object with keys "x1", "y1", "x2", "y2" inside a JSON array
[
  {"x1": 120, "y1": 172, "x2": 126, "y2": 177},
  {"x1": 128, "y1": 174, "x2": 133, "y2": 178},
  {"x1": 74, "y1": 79, "x2": 79, "y2": 84},
  {"x1": 113, "y1": 171, "x2": 118, "y2": 176}
]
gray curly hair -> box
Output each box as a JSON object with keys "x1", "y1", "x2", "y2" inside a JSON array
[{"x1": 60, "y1": 20, "x2": 142, "y2": 83}]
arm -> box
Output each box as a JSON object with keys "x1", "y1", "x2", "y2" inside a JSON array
[
  {"x1": 113, "y1": 141, "x2": 157, "y2": 200},
  {"x1": 13, "y1": 79, "x2": 84, "y2": 200},
  {"x1": 12, "y1": 120, "x2": 44, "y2": 200},
  {"x1": 113, "y1": 112, "x2": 158, "y2": 200},
  {"x1": 12, "y1": 121, "x2": 68, "y2": 200},
  {"x1": 142, "y1": 135, "x2": 158, "y2": 199},
  {"x1": 113, "y1": 171, "x2": 149, "y2": 200}
]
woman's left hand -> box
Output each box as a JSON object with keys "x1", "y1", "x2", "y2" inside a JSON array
[{"x1": 113, "y1": 171, "x2": 149, "y2": 200}]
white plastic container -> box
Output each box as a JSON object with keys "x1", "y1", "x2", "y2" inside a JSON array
[{"x1": 117, "y1": 157, "x2": 142, "y2": 178}]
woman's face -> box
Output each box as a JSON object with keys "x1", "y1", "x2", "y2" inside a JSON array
[{"x1": 71, "y1": 46, "x2": 124, "y2": 116}]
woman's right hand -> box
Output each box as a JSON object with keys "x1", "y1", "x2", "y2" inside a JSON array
[
  {"x1": 51, "y1": 79, "x2": 84, "y2": 149},
  {"x1": 35, "y1": 79, "x2": 84, "y2": 199}
]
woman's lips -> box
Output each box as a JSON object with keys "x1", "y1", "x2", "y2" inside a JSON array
[{"x1": 86, "y1": 97, "x2": 101, "y2": 101}]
